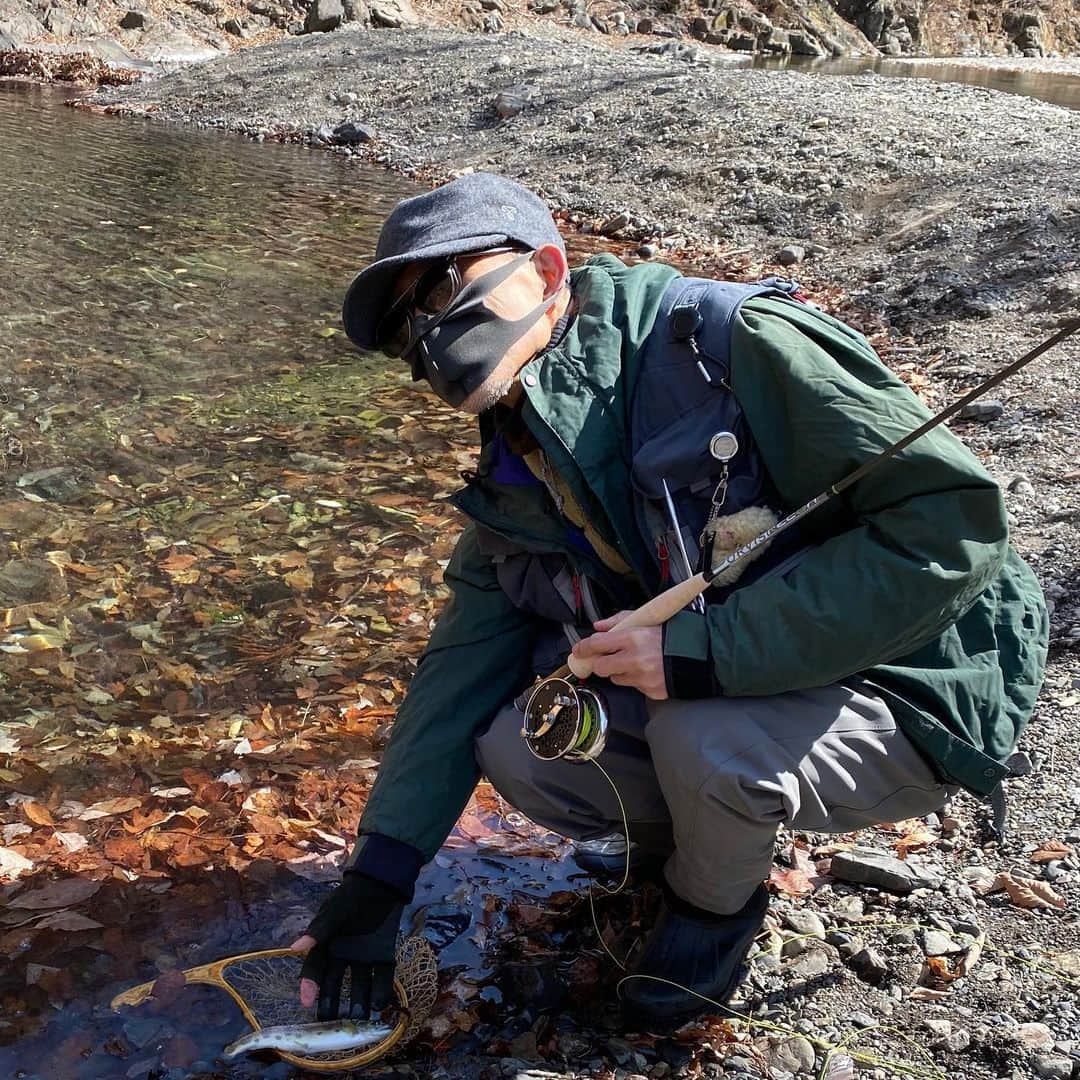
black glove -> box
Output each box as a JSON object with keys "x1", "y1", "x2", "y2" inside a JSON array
[{"x1": 301, "y1": 873, "x2": 405, "y2": 1021}]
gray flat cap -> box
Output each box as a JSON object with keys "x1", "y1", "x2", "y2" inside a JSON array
[{"x1": 342, "y1": 172, "x2": 565, "y2": 351}]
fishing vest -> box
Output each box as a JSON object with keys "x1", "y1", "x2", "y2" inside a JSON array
[
  {"x1": 629, "y1": 274, "x2": 811, "y2": 601},
  {"x1": 487, "y1": 275, "x2": 813, "y2": 675}
]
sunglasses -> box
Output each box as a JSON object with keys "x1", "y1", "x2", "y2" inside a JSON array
[{"x1": 375, "y1": 246, "x2": 521, "y2": 361}]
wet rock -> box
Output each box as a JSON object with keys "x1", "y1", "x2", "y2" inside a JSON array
[
  {"x1": 16, "y1": 465, "x2": 81, "y2": 501},
  {"x1": 509, "y1": 1030, "x2": 541, "y2": 1061},
  {"x1": 305, "y1": 0, "x2": 345, "y2": 32},
  {"x1": 607, "y1": 1037, "x2": 635, "y2": 1065},
  {"x1": 829, "y1": 847, "x2": 922, "y2": 892},
  {"x1": 123, "y1": 1016, "x2": 169, "y2": 1048},
  {"x1": 494, "y1": 86, "x2": 529, "y2": 119},
  {"x1": 502, "y1": 961, "x2": 567, "y2": 1010},
  {"x1": 0, "y1": 557, "x2": 66, "y2": 603},
  {"x1": 333, "y1": 120, "x2": 375, "y2": 143},
  {"x1": 557, "y1": 1033, "x2": 591, "y2": 1059}
]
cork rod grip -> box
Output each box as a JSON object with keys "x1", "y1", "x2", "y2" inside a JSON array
[{"x1": 566, "y1": 573, "x2": 708, "y2": 680}]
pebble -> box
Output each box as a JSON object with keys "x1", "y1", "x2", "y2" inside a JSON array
[
  {"x1": 785, "y1": 943, "x2": 832, "y2": 979},
  {"x1": 958, "y1": 400, "x2": 1005, "y2": 421},
  {"x1": 1006, "y1": 750, "x2": 1035, "y2": 775},
  {"x1": 921, "y1": 929, "x2": 963, "y2": 956},
  {"x1": 768, "y1": 1034, "x2": 816, "y2": 1074},
  {"x1": 847, "y1": 947, "x2": 889, "y2": 984},
  {"x1": 783, "y1": 909, "x2": 827, "y2": 940}
]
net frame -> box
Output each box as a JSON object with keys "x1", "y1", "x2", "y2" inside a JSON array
[{"x1": 110, "y1": 936, "x2": 438, "y2": 1073}]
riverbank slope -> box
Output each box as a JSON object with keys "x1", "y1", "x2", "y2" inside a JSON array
[{"x1": 2, "y1": 0, "x2": 1079, "y2": 73}]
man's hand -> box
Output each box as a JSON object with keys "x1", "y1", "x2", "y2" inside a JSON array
[
  {"x1": 571, "y1": 611, "x2": 668, "y2": 700},
  {"x1": 290, "y1": 874, "x2": 404, "y2": 1020}
]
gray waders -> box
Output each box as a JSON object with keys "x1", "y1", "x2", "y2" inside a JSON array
[{"x1": 476, "y1": 679, "x2": 956, "y2": 914}]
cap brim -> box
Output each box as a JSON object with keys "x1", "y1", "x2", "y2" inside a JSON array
[{"x1": 341, "y1": 232, "x2": 513, "y2": 351}]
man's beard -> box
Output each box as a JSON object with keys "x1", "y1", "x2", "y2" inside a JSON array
[{"x1": 459, "y1": 369, "x2": 519, "y2": 415}]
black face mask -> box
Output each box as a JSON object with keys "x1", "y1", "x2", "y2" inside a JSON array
[{"x1": 407, "y1": 253, "x2": 563, "y2": 407}]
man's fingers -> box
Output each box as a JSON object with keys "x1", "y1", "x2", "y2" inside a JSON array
[
  {"x1": 291, "y1": 934, "x2": 317, "y2": 953},
  {"x1": 317, "y1": 956, "x2": 346, "y2": 1021},
  {"x1": 299, "y1": 940, "x2": 328, "y2": 986},
  {"x1": 348, "y1": 963, "x2": 373, "y2": 1021},
  {"x1": 371, "y1": 963, "x2": 395, "y2": 1014},
  {"x1": 593, "y1": 610, "x2": 632, "y2": 631},
  {"x1": 589, "y1": 652, "x2": 632, "y2": 679},
  {"x1": 300, "y1": 978, "x2": 319, "y2": 1010},
  {"x1": 573, "y1": 628, "x2": 629, "y2": 659}
]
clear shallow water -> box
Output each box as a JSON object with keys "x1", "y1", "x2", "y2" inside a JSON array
[
  {"x1": 0, "y1": 82, "x2": 583, "y2": 1080},
  {"x1": 752, "y1": 54, "x2": 1080, "y2": 111}
]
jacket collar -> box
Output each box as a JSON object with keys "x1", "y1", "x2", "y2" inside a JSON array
[{"x1": 516, "y1": 255, "x2": 680, "y2": 584}]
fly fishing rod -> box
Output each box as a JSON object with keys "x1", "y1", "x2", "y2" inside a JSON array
[{"x1": 520, "y1": 318, "x2": 1080, "y2": 761}]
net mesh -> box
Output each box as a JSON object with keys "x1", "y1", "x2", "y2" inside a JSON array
[{"x1": 222, "y1": 935, "x2": 438, "y2": 1065}]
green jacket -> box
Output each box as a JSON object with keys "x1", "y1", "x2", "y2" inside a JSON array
[{"x1": 356, "y1": 254, "x2": 1049, "y2": 873}]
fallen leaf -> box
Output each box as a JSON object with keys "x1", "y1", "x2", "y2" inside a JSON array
[
  {"x1": 955, "y1": 930, "x2": 986, "y2": 977},
  {"x1": 81, "y1": 796, "x2": 142, "y2": 819},
  {"x1": 769, "y1": 865, "x2": 814, "y2": 897},
  {"x1": 1031, "y1": 841, "x2": 1072, "y2": 864},
  {"x1": 990, "y1": 871, "x2": 1067, "y2": 910},
  {"x1": 907, "y1": 986, "x2": 952, "y2": 1002},
  {"x1": 8, "y1": 877, "x2": 102, "y2": 909},
  {"x1": 22, "y1": 802, "x2": 55, "y2": 827},
  {"x1": 0, "y1": 846, "x2": 34, "y2": 880},
  {"x1": 34, "y1": 911, "x2": 104, "y2": 932}
]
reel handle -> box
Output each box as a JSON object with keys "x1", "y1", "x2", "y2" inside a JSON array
[{"x1": 565, "y1": 572, "x2": 708, "y2": 680}]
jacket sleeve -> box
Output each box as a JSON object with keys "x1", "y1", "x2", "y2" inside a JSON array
[
  {"x1": 662, "y1": 297, "x2": 1010, "y2": 698},
  {"x1": 355, "y1": 523, "x2": 536, "y2": 865}
]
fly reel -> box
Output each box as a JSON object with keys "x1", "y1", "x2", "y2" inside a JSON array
[{"x1": 520, "y1": 677, "x2": 609, "y2": 762}]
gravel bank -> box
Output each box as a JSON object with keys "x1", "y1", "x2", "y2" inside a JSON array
[{"x1": 89, "y1": 27, "x2": 1080, "y2": 1080}]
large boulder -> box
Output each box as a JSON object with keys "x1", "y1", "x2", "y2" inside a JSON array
[
  {"x1": 304, "y1": 0, "x2": 345, "y2": 32},
  {"x1": 0, "y1": 8, "x2": 44, "y2": 48},
  {"x1": 370, "y1": 0, "x2": 419, "y2": 28}
]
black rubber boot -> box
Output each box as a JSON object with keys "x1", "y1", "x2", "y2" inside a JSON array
[{"x1": 620, "y1": 882, "x2": 769, "y2": 1024}]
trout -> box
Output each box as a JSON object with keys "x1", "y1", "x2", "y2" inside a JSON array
[{"x1": 223, "y1": 1018, "x2": 396, "y2": 1058}]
